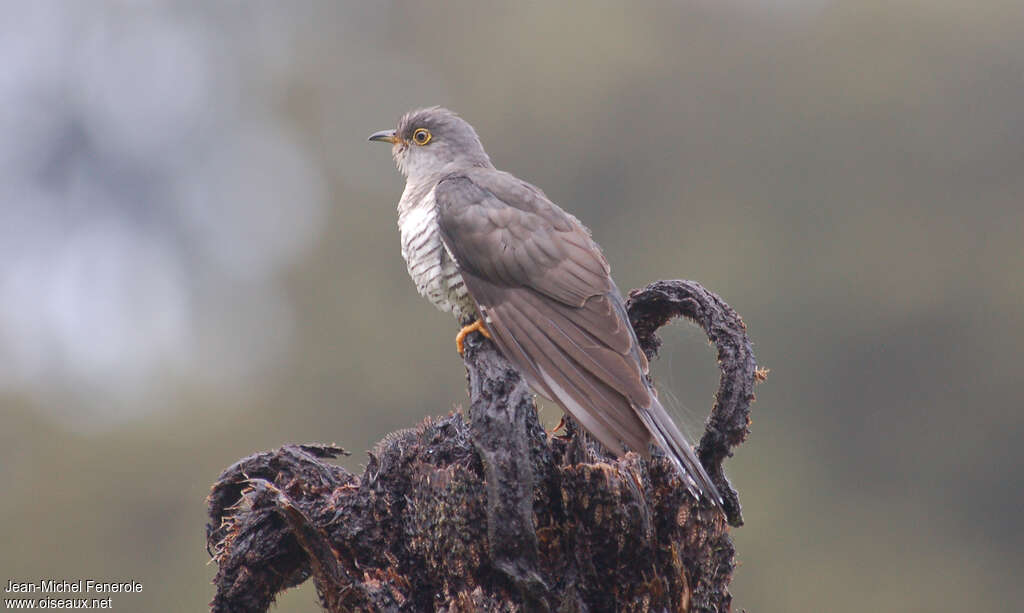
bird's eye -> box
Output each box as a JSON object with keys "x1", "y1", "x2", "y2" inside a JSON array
[{"x1": 412, "y1": 128, "x2": 432, "y2": 145}]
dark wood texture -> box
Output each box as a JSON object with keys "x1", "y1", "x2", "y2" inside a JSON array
[{"x1": 207, "y1": 280, "x2": 761, "y2": 612}]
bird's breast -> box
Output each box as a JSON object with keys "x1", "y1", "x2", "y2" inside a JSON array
[{"x1": 397, "y1": 189, "x2": 475, "y2": 321}]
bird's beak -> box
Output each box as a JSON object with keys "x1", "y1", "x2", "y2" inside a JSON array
[{"x1": 368, "y1": 129, "x2": 398, "y2": 144}]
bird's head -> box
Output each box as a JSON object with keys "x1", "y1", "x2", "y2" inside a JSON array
[{"x1": 368, "y1": 107, "x2": 492, "y2": 180}]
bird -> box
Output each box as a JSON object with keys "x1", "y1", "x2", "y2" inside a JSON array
[{"x1": 369, "y1": 107, "x2": 722, "y2": 506}]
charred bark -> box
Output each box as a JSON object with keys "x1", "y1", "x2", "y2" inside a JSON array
[{"x1": 207, "y1": 280, "x2": 761, "y2": 612}]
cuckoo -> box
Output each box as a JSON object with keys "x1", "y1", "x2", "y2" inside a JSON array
[{"x1": 369, "y1": 107, "x2": 721, "y2": 506}]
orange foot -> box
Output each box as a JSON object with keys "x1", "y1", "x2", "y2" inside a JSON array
[
  {"x1": 456, "y1": 319, "x2": 491, "y2": 355},
  {"x1": 548, "y1": 415, "x2": 567, "y2": 436}
]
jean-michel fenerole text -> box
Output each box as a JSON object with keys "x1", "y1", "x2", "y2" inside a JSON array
[{"x1": 5, "y1": 579, "x2": 142, "y2": 594}]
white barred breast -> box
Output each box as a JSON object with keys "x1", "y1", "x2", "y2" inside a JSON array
[{"x1": 397, "y1": 187, "x2": 476, "y2": 321}]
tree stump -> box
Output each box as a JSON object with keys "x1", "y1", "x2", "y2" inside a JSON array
[{"x1": 206, "y1": 280, "x2": 760, "y2": 612}]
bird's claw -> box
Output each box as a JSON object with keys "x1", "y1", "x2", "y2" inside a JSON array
[
  {"x1": 456, "y1": 319, "x2": 491, "y2": 355},
  {"x1": 548, "y1": 415, "x2": 568, "y2": 437}
]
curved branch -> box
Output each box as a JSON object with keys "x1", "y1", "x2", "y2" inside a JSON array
[
  {"x1": 626, "y1": 280, "x2": 760, "y2": 526},
  {"x1": 206, "y1": 279, "x2": 760, "y2": 612}
]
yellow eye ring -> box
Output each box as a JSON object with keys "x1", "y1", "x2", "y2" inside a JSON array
[{"x1": 412, "y1": 128, "x2": 432, "y2": 145}]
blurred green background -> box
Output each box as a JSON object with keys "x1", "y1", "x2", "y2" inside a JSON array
[{"x1": 2, "y1": 2, "x2": 1022, "y2": 611}]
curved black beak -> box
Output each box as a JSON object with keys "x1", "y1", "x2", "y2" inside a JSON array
[{"x1": 368, "y1": 129, "x2": 398, "y2": 144}]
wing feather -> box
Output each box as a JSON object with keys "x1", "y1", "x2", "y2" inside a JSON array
[
  {"x1": 435, "y1": 168, "x2": 721, "y2": 504},
  {"x1": 485, "y1": 286, "x2": 647, "y2": 454},
  {"x1": 504, "y1": 297, "x2": 649, "y2": 448}
]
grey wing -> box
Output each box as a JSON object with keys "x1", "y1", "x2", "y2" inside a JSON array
[
  {"x1": 434, "y1": 171, "x2": 653, "y2": 455},
  {"x1": 435, "y1": 170, "x2": 722, "y2": 504}
]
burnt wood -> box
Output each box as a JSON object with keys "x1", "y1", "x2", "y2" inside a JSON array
[{"x1": 207, "y1": 279, "x2": 761, "y2": 612}]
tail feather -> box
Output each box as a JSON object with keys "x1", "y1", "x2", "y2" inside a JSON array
[{"x1": 638, "y1": 396, "x2": 723, "y2": 507}]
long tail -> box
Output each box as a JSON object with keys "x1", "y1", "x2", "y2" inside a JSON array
[{"x1": 637, "y1": 395, "x2": 723, "y2": 507}]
